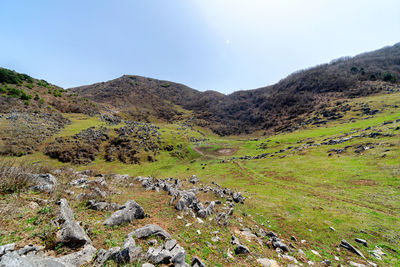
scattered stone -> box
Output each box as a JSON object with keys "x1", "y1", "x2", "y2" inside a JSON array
[
  {"x1": 282, "y1": 254, "x2": 298, "y2": 264},
  {"x1": 191, "y1": 256, "x2": 206, "y2": 267},
  {"x1": 197, "y1": 201, "x2": 215, "y2": 218},
  {"x1": 355, "y1": 238, "x2": 368, "y2": 247},
  {"x1": 340, "y1": 240, "x2": 365, "y2": 258},
  {"x1": 147, "y1": 246, "x2": 173, "y2": 264},
  {"x1": 92, "y1": 247, "x2": 121, "y2": 267},
  {"x1": 348, "y1": 261, "x2": 367, "y2": 267},
  {"x1": 298, "y1": 249, "x2": 306, "y2": 256},
  {"x1": 189, "y1": 175, "x2": 200, "y2": 184},
  {"x1": 234, "y1": 244, "x2": 250, "y2": 255},
  {"x1": 256, "y1": 258, "x2": 281, "y2": 267},
  {"x1": 271, "y1": 238, "x2": 289, "y2": 252},
  {"x1": 321, "y1": 259, "x2": 331, "y2": 266},
  {"x1": 103, "y1": 200, "x2": 144, "y2": 226},
  {"x1": 216, "y1": 212, "x2": 228, "y2": 226},
  {"x1": 311, "y1": 250, "x2": 321, "y2": 257},
  {"x1": 87, "y1": 199, "x2": 121, "y2": 211},
  {"x1": 233, "y1": 192, "x2": 245, "y2": 203},
  {"x1": 129, "y1": 224, "x2": 171, "y2": 240},
  {"x1": 370, "y1": 246, "x2": 386, "y2": 260}
]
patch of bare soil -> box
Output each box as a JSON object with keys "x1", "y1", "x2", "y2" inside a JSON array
[{"x1": 194, "y1": 146, "x2": 237, "y2": 156}]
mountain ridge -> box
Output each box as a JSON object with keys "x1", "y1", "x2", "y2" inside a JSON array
[{"x1": 70, "y1": 43, "x2": 400, "y2": 135}]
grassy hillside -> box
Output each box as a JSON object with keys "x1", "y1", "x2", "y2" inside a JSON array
[{"x1": 1, "y1": 91, "x2": 398, "y2": 266}]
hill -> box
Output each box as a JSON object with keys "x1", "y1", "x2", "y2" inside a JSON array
[{"x1": 70, "y1": 43, "x2": 400, "y2": 135}]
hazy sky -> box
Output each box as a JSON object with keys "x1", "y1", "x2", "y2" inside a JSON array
[{"x1": 1, "y1": 0, "x2": 399, "y2": 93}]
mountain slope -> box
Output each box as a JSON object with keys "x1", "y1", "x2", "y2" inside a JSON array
[{"x1": 70, "y1": 43, "x2": 400, "y2": 135}]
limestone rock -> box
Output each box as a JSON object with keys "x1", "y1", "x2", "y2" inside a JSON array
[{"x1": 103, "y1": 200, "x2": 144, "y2": 226}]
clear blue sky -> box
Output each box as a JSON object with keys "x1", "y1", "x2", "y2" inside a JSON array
[{"x1": 1, "y1": 0, "x2": 399, "y2": 93}]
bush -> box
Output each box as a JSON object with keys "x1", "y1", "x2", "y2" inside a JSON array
[
  {"x1": 37, "y1": 80, "x2": 50, "y2": 88},
  {"x1": 26, "y1": 83, "x2": 33, "y2": 89},
  {"x1": 383, "y1": 72, "x2": 397, "y2": 83},
  {"x1": 20, "y1": 90, "x2": 31, "y2": 100},
  {"x1": 7, "y1": 87, "x2": 22, "y2": 97},
  {"x1": 350, "y1": 67, "x2": 358, "y2": 74}
]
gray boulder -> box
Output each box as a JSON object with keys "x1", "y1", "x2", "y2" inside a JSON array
[
  {"x1": 271, "y1": 238, "x2": 289, "y2": 252},
  {"x1": 52, "y1": 199, "x2": 91, "y2": 248},
  {"x1": 115, "y1": 236, "x2": 142, "y2": 264},
  {"x1": 92, "y1": 247, "x2": 120, "y2": 267},
  {"x1": 147, "y1": 246, "x2": 173, "y2": 264},
  {"x1": 87, "y1": 200, "x2": 121, "y2": 211},
  {"x1": 197, "y1": 201, "x2": 215, "y2": 218},
  {"x1": 56, "y1": 244, "x2": 97, "y2": 267},
  {"x1": 103, "y1": 200, "x2": 144, "y2": 226},
  {"x1": 235, "y1": 244, "x2": 250, "y2": 255},
  {"x1": 28, "y1": 173, "x2": 58, "y2": 193},
  {"x1": 355, "y1": 238, "x2": 368, "y2": 247},
  {"x1": 175, "y1": 191, "x2": 198, "y2": 211},
  {"x1": 232, "y1": 192, "x2": 245, "y2": 203},
  {"x1": 189, "y1": 175, "x2": 199, "y2": 184},
  {"x1": 129, "y1": 224, "x2": 171, "y2": 240}
]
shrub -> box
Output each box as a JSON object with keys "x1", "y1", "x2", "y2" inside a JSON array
[
  {"x1": 34, "y1": 94, "x2": 40, "y2": 100},
  {"x1": 24, "y1": 100, "x2": 30, "y2": 106},
  {"x1": 26, "y1": 83, "x2": 33, "y2": 89},
  {"x1": 37, "y1": 80, "x2": 50, "y2": 88},
  {"x1": 20, "y1": 90, "x2": 31, "y2": 100},
  {"x1": 383, "y1": 72, "x2": 397, "y2": 83},
  {"x1": 350, "y1": 67, "x2": 358, "y2": 74},
  {"x1": 0, "y1": 68, "x2": 32, "y2": 84},
  {"x1": 7, "y1": 87, "x2": 22, "y2": 97}
]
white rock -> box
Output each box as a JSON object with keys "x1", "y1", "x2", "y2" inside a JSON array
[{"x1": 256, "y1": 258, "x2": 280, "y2": 267}]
